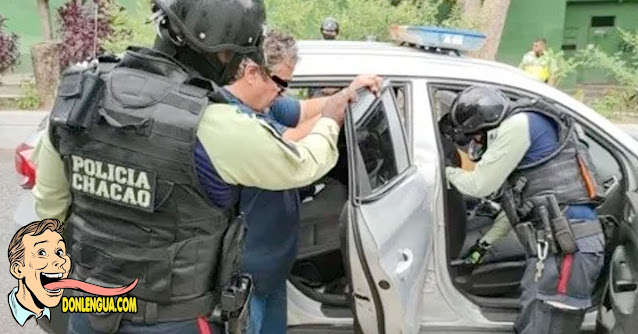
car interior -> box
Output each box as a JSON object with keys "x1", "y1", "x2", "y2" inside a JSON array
[
  {"x1": 286, "y1": 83, "x2": 410, "y2": 317},
  {"x1": 429, "y1": 83, "x2": 627, "y2": 317},
  {"x1": 286, "y1": 81, "x2": 631, "y2": 321}
]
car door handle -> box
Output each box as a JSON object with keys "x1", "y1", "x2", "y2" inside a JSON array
[{"x1": 395, "y1": 248, "x2": 414, "y2": 280}]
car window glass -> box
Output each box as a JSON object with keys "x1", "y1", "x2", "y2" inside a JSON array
[{"x1": 355, "y1": 96, "x2": 408, "y2": 192}]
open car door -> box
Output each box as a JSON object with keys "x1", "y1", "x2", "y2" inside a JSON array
[
  {"x1": 344, "y1": 82, "x2": 433, "y2": 334},
  {"x1": 598, "y1": 191, "x2": 638, "y2": 333}
]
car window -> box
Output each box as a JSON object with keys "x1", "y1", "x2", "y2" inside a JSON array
[{"x1": 354, "y1": 89, "x2": 409, "y2": 194}]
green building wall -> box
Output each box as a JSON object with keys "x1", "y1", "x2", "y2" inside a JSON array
[
  {"x1": 497, "y1": 0, "x2": 638, "y2": 86},
  {"x1": 496, "y1": 0, "x2": 567, "y2": 68}
]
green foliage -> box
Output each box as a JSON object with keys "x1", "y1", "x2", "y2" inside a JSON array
[
  {"x1": 576, "y1": 28, "x2": 638, "y2": 116},
  {"x1": 543, "y1": 48, "x2": 581, "y2": 87},
  {"x1": 17, "y1": 80, "x2": 40, "y2": 110},
  {"x1": 100, "y1": 0, "x2": 469, "y2": 54},
  {"x1": 102, "y1": 0, "x2": 155, "y2": 54},
  {"x1": 265, "y1": 0, "x2": 467, "y2": 41}
]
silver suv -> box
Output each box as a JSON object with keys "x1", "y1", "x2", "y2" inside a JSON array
[{"x1": 14, "y1": 40, "x2": 638, "y2": 333}]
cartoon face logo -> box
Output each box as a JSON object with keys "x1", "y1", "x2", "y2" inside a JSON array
[
  {"x1": 17, "y1": 228, "x2": 70, "y2": 307},
  {"x1": 8, "y1": 219, "x2": 137, "y2": 326}
]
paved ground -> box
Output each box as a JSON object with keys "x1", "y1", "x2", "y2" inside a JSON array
[{"x1": 0, "y1": 149, "x2": 46, "y2": 333}]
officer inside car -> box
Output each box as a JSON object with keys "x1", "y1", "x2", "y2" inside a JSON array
[
  {"x1": 445, "y1": 86, "x2": 605, "y2": 333},
  {"x1": 31, "y1": 0, "x2": 370, "y2": 333}
]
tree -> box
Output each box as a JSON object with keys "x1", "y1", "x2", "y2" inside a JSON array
[
  {"x1": 32, "y1": 0, "x2": 60, "y2": 108},
  {"x1": 37, "y1": 0, "x2": 54, "y2": 40},
  {"x1": 459, "y1": 0, "x2": 511, "y2": 60}
]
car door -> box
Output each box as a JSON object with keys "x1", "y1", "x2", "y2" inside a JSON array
[
  {"x1": 599, "y1": 191, "x2": 638, "y2": 333},
  {"x1": 344, "y1": 82, "x2": 433, "y2": 334}
]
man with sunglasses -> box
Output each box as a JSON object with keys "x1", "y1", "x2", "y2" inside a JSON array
[{"x1": 223, "y1": 29, "x2": 382, "y2": 334}]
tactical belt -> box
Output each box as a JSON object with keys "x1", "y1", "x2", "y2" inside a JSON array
[
  {"x1": 122, "y1": 294, "x2": 213, "y2": 324},
  {"x1": 571, "y1": 220, "x2": 603, "y2": 239}
]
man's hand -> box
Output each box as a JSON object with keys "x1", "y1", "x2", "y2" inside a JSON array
[
  {"x1": 348, "y1": 74, "x2": 384, "y2": 97},
  {"x1": 321, "y1": 75, "x2": 383, "y2": 126}
]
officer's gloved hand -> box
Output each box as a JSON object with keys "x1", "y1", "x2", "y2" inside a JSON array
[{"x1": 463, "y1": 240, "x2": 491, "y2": 265}]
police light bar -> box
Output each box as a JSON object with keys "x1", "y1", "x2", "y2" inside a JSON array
[{"x1": 389, "y1": 25, "x2": 486, "y2": 54}]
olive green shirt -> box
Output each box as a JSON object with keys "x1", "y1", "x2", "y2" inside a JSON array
[
  {"x1": 33, "y1": 104, "x2": 340, "y2": 220},
  {"x1": 445, "y1": 113, "x2": 532, "y2": 244}
]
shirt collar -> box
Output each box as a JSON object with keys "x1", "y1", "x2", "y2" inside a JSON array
[{"x1": 8, "y1": 287, "x2": 50, "y2": 326}]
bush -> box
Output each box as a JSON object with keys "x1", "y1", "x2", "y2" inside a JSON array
[
  {"x1": 577, "y1": 29, "x2": 638, "y2": 116},
  {"x1": 0, "y1": 15, "x2": 20, "y2": 75},
  {"x1": 102, "y1": 0, "x2": 155, "y2": 54},
  {"x1": 266, "y1": 0, "x2": 467, "y2": 41},
  {"x1": 58, "y1": 0, "x2": 113, "y2": 68},
  {"x1": 17, "y1": 80, "x2": 40, "y2": 110}
]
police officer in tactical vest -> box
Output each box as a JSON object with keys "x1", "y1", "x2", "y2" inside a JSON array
[
  {"x1": 445, "y1": 86, "x2": 605, "y2": 333},
  {"x1": 33, "y1": 0, "x2": 360, "y2": 333}
]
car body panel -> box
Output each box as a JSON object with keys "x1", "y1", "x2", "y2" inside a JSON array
[{"x1": 344, "y1": 84, "x2": 432, "y2": 334}]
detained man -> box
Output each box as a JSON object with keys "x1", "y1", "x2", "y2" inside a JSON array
[{"x1": 223, "y1": 29, "x2": 382, "y2": 334}]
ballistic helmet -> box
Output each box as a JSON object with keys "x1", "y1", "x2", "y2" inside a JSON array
[
  {"x1": 451, "y1": 86, "x2": 509, "y2": 134},
  {"x1": 151, "y1": 0, "x2": 266, "y2": 84},
  {"x1": 320, "y1": 17, "x2": 339, "y2": 38}
]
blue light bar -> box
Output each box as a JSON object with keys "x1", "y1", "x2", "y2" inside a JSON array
[{"x1": 389, "y1": 25, "x2": 486, "y2": 53}]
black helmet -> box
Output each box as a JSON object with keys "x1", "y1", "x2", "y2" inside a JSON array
[
  {"x1": 152, "y1": 0, "x2": 266, "y2": 84},
  {"x1": 321, "y1": 17, "x2": 339, "y2": 34},
  {"x1": 451, "y1": 86, "x2": 509, "y2": 134}
]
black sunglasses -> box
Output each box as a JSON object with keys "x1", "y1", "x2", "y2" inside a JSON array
[{"x1": 269, "y1": 74, "x2": 289, "y2": 94}]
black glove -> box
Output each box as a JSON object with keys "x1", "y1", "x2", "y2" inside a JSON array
[{"x1": 463, "y1": 240, "x2": 491, "y2": 264}]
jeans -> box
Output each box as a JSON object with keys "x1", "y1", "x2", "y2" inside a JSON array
[
  {"x1": 248, "y1": 281, "x2": 287, "y2": 334},
  {"x1": 68, "y1": 313, "x2": 224, "y2": 334}
]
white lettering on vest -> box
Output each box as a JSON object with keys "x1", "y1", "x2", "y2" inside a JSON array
[
  {"x1": 135, "y1": 172, "x2": 151, "y2": 190},
  {"x1": 137, "y1": 190, "x2": 151, "y2": 208},
  {"x1": 72, "y1": 155, "x2": 84, "y2": 173},
  {"x1": 84, "y1": 159, "x2": 95, "y2": 176},
  {"x1": 110, "y1": 183, "x2": 123, "y2": 201}
]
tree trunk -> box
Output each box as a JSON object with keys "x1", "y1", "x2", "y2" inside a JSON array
[
  {"x1": 475, "y1": 0, "x2": 511, "y2": 60},
  {"x1": 36, "y1": 0, "x2": 53, "y2": 40},
  {"x1": 31, "y1": 41, "x2": 60, "y2": 109}
]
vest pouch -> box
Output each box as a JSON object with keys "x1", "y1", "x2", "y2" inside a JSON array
[
  {"x1": 51, "y1": 66, "x2": 104, "y2": 130},
  {"x1": 552, "y1": 216, "x2": 579, "y2": 254},
  {"x1": 97, "y1": 108, "x2": 152, "y2": 136},
  {"x1": 514, "y1": 222, "x2": 538, "y2": 257}
]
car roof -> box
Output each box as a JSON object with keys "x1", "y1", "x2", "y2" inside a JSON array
[
  {"x1": 294, "y1": 40, "x2": 638, "y2": 155},
  {"x1": 296, "y1": 40, "x2": 528, "y2": 82}
]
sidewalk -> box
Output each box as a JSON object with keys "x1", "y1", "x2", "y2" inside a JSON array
[{"x1": 0, "y1": 110, "x2": 48, "y2": 149}]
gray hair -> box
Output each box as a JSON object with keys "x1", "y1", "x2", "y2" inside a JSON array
[{"x1": 233, "y1": 29, "x2": 298, "y2": 81}]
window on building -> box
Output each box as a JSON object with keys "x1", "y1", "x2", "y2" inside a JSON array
[
  {"x1": 561, "y1": 44, "x2": 577, "y2": 51},
  {"x1": 591, "y1": 16, "x2": 615, "y2": 28}
]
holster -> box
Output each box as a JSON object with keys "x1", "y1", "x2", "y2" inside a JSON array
[
  {"x1": 526, "y1": 195, "x2": 579, "y2": 254},
  {"x1": 210, "y1": 213, "x2": 253, "y2": 333}
]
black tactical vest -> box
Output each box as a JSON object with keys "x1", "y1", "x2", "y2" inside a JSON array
[
  {"x1": 49, "y1": 48, "x2": 235, "y2": 315},
  {"x1": 505, "y1": 101, "x2": 603, "y2": 211}
]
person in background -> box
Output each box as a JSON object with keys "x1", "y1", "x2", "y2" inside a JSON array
[
  {"x1": 310, "y1": 18, "x2": 342, "y2": 98},
  {"x1": 519, "y1": 38, "x2": 556, "y2": 85},
  {"x1": 223, "y1": 29, "x2": 383, "y2": 334},
  {"x1": 320, "y1": 17, "x2": 339, "y2": 40}
]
